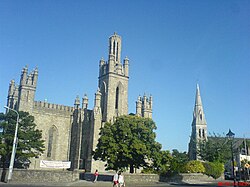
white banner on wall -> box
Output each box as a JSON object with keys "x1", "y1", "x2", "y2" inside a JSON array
[{"x1": 40, "y1": 160, "x2": 71, "y2": 169}]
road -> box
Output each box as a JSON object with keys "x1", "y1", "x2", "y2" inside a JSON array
[{"x1": 0, "y1": 181, "x2": 221, "y2": 187}]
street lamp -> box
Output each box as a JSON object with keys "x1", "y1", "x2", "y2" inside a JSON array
[
  {"x1": 4, "y1": 106, "x2": 19, "y2": 183},
  {"x1": 226, "y1": 129, "x2": 236, "y2": 187}
]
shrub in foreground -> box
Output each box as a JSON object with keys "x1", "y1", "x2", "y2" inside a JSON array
[
  {"x1": 203, "y1": 161, "x2": 224, "y2": 179},
  {"x1": 184, "y1": 160, "x2": 205, "y2": 173}
]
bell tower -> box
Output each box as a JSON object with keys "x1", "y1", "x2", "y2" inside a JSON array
[{"x1": 98, "y1": 33, "x2": 129, "y2": 122}]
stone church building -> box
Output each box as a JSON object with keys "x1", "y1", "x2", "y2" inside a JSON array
[
  {"x1": 188, "y1": 84, "x2": 208, "y2": 160},
  {"x1": 6, "y1": 33, "x2": 153, "y2": 172}
]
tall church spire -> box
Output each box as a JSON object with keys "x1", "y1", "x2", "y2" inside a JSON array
[
  {"x1": 188, "y1": 84, "x2": 207, "y2": 160},
  {"x1": 193, "y1": 84, "x2": 206, "y2": 125}
]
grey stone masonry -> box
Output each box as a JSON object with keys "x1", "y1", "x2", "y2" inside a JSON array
[
  {"x1": 5, "y1": 33, "x2": 153, "y2": 173},
  {"x1": 188, "y1": 84, "x2": 208, "y2": 160}
]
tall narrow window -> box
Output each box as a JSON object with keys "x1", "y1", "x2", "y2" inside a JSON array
[
  {"x1": 202, "y1": 129, "x2": 205, "y2": 138},
  {"x1": 47, "y1": 126, "x2": 57, "y2": 159},
  {"x1": 116, "y1": 42, "x2": 119, "y2": 61},
  {"x1": 113, "y1": 41, "x2": 115, "y2": 55},
  {"x1": 199, "y1": 129, "x2": 201, "y2": 138},
  {"x1": 115, "y1": 87, "x2": 119, "y2": 109}
]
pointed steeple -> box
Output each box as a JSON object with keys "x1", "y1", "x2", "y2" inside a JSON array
[
  {"x1": 193, "y1": 84, "x2": 206, "y2": 125},
  {"x1": 195, "y1": 84, "x2": 202, "y2": 107},
  {"x1": 188, "y1": 84, "x2": 208, "y2": 160}
]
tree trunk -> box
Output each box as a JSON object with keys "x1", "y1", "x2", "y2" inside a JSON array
[
  {"x1": 0, "y1": 157, "x2": 7, "y2": 182},
  {"x1": 129, "y1": 164, "x2": 134, "y2": 173}
]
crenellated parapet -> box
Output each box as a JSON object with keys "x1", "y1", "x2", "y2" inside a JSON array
[
  {"x1": 136, "y1": 94, "x2": 153, "y2": 118},
  {"x1": 33, "y1": 101, "x2": 74, "y2": 114},
  {"x1": 20, "y1": 65, "x2": 38, "y2": 88}
]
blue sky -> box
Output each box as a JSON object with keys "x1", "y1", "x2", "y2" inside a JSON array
[{"x1": 0, "y1": 0, "x2": 249, "y2": 152}]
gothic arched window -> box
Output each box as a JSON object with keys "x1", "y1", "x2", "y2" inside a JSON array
[
  {"x1": 47, "y1": 126, "x2": 57, "y2": 159},
  {"x1": 115, "y1": 87, "x2": 119, "y2": 109},
  {"x1": 202, "y1": 129, "x2": 205, "y2": 138},
  {"x1": 199, "y1": 129, "x2": 201, "y2": 138}
]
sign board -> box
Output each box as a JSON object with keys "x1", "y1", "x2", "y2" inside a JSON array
[{"x1": 40, "y1": 160, "x2": 71, "y2": 169}]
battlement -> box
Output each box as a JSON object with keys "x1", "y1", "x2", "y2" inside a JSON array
[
  {"x1": 20, "y1": 66, "x2": 38, "y2": 87},
  {"x1": 136, "y1": 94, "x2": 153, "y2": 118},
  {"x1": 99, "y1": 57, "x2": 129, "y2": 77},
  {"x1": 34, "y1": 101, "x2": 74, "y2": 113}
]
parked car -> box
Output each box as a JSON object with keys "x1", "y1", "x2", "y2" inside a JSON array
[{"x1": 224, "y1": 172, "x2": 233, "y2": 180}]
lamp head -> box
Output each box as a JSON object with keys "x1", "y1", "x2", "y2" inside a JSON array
[{"x1": 226, "y1": 129, "x2": 235, "y2": 140}]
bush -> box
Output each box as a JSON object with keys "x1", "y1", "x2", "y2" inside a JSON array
[
  {"x1": 203, "y1": 161, "x2": 224, "y2": 179},
  {"x1": 184, "y1": 160, "x2": 205, "y2": 173},
  {"x1": 141, "y1": 167, "x2": 157, "y2": 174}
]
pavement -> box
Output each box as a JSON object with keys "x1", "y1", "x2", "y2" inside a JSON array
[
  {"x1": 0, "y1": 180, "x2": 172, "y2": 187},
  {"x1": 0, "y1": 180, "x2": 220, "y2": 187}
]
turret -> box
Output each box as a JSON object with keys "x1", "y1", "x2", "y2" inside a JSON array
[
  {"x1": 82, "y1": 94, "x2": 88, "y2": 109},
  {"x1": 7, "y1": 80, "x2": 16, "y2": 108},
  {"x1": 94, "y1": 88, "x2": 101, "y2": 107},
  {"x1": 32, "y1": 67, "x2": 38, "y2": 86},
  {"x1": 20, "y1": 66, "x2": 28, "y2": 86},
  {"x1": 149, "y1": 95, "x2": 153, "y2": 109},
  {"x1": 136, "y1": 95, "x2": 142, "y2": 116},
  {"x1": 109, "y1": 32, "x2": 121, "y2": 64},
  {"x1": 123, "y1": 56, "x2": 129, "y2": 77},
  {"x1": 99, "y1": 58, "x2": 106, "y2": 77},
  {"x1": 136, "y1": 94, "x2": 153, "y2": 118},
  {"x1": 8, "y1": 80, "x2": 15, "y2": 98},
  {"x1": 108, "y1": 54, "x2": 115, "y2": 73},
  {"x1": 74, "y1": 95, "x2": 80, "y2": 109}
]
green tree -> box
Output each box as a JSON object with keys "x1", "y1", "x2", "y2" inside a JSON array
[
  {"x1": 169, "y1": 149, "x2": 189, "y2": 174},
  {"x1": 93, "y1": 115, "x2": 161, "y2": 173},
  {"x1": 0, "y1": 111, "x2": 45, "y2": 169},
  {"x1": 198, "y1": 134, "x2": 231, "y2": 163},
  {"x1": 145, "y1": 150, "x2": 172, "y2": 174}
]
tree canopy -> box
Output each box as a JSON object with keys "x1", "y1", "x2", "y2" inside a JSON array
[
  {"x1": 198, "y1": 134, "x2": 231, "y2": 163},
  {"x1": 93, "y1": 115, "x2": 161, "y2": 173},
  {"x1": 0, "y1": 111, "x2": 45, "y2": 168}
]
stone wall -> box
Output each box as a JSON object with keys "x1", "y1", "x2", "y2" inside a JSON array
[
  {"x1": 160, "y1": 173, "x2": 223, "y2": 184},
  {"x1": 83, "y1": 172, "x2": 222, "y2": 184},
  {"x1": 29, "y1": 107, "x2": 72, "y2": 169},
  {"x1": 83, "y1": 172, "x2": 159, "y2": 183},
  {"x1": 0, "y1": 169, "x2": 79, "y2": 183}
]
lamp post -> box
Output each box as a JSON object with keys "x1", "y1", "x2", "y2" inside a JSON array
[
  {"x1": 226, "y1": 129, "x2": 236, "y2": 187},
  {"x1": 4, "y1": 106, "x2": 19, "y2": 183}
]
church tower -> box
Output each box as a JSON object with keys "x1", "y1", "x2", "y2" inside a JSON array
[
  {"x1": 188, "y1": 84, "x2": 207, "y2": 160},
  {"x1": 7, "y1": 66, "x2": 38, "y2": 112},
  {"x1": 98, "y1": 33, "x2": 129, "y2": 122}
]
